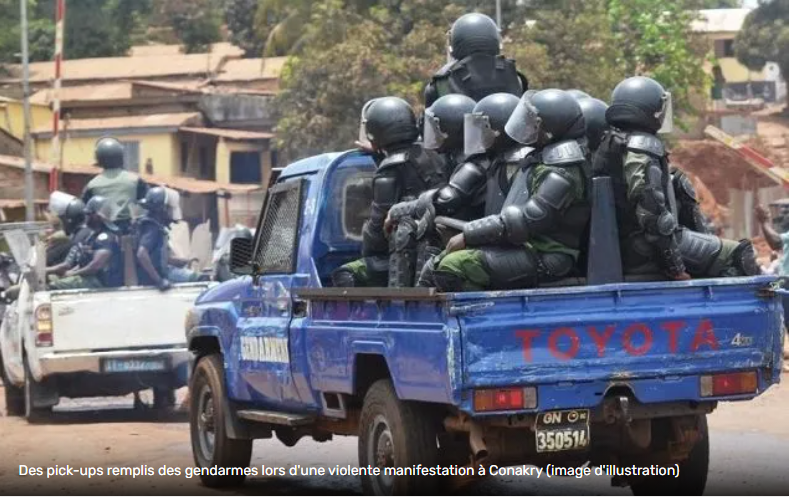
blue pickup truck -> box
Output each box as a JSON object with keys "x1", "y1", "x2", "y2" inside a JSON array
[{"x1": 185, "y1": 150, "x2": 784, "y2": 495}]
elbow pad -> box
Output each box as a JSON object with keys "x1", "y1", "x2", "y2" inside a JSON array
[
  {"x1": 436, "y1": 161, "x2": 487, "y2": 214},
  {"x1": 463, "y1": 215, "x2": 506, "y2": 247}
]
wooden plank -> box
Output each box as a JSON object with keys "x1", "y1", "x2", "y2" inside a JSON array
[{"x1": 704, "y1": 125, "x2": 787, "y2": 188}]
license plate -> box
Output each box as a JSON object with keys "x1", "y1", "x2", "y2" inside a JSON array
[
  {"x1": 535, "y1": 409, "x2": 590, "y2": 453},
  {"x1": 102, "y1": 358, "x2": 168, "y2": 373}
]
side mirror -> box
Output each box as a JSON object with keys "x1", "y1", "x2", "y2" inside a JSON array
[{"x1": 229, "y1": 237, "x2": 255, "y2": 276}]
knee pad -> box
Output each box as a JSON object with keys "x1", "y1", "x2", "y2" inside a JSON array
[
  {"x1": 730, "y1": 239, "x2": 760, "y2": 277},
  {"x1": 481, "y1": 247, "x2": 540, "y2": 289},
  {"x1": 539, "y1": 252, "x2": 574, "y2": 280},
  {"x1": 432, "y1": 270, "x2": 465, "y2": 292},
  {"x1": 331, "y1": 268, "x2": 357, "y2": 287}
]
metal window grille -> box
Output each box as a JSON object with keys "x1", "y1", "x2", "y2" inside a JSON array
[{"x1": 253, "y1": 179, "x2": 305, "y2": 274}]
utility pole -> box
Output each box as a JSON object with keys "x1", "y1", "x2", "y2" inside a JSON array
[
  {"x1": 20, "y1": 0, "x2": 34, "y2": 221},
  {"x1": 496, "y1": 0, "x2": 502, "y2": 29}
]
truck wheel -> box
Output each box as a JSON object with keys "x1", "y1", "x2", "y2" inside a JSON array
[
  {"x1": 23, "y1": 356, "x2": 51, "y2": 423},
  {"x1": 189, "y1": 354, "x2": 252, "y2": 488},
  {"x1": 630, "y1": 414, "x2": 709, "y2": 496},
  {"x1": 358, "y1": 379, "x2": 439, "y2": 495},
  {"x1": 2, "y1": 359, "x2": 24, "y2": 417}
]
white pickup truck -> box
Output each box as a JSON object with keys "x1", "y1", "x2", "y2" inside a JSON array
[{"x1": 0, "y1": 230, "x2": 212, "y2": 421}]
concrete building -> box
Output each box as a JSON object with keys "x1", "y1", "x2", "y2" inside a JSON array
[
  {"x1": 0, "y1": 43, "x2": 284, "y2": 229},
  {"x1": 693, "y1": 8, "x2": 787, "y2": 106}
]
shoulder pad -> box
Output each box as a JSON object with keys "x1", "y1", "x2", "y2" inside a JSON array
[
  {"x1": 627, "y1": 132, "x2": 665, "y2": 157},
  {"x1": 502, "y1": 146, "x2": 536, "y2": 163},
  {"x1": 379, "y1": 152, "x2": 409, "y2": 169},
  {"x1": 542, "y1": 140, "x2": 585, "y2": 166},
  {"x1": 434, "y1": 61, "x2": 455, "y2": 78}
]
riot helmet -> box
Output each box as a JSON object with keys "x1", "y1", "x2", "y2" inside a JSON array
[
  {"x1": 423, "y1": 94, "x2": 476, "y2": 153},
  {"x1": 357, "y1": 98, "x2": 381, "y2": 150},
  {"x1": 48, "y1": 191, "x2": 85, "y2": 236},
  {"x1": 505, "y1": 89, "x2": 585, "y2": 146},
  {"x1": 449, "y1": 13, "x2": 501, "y2": 61},
  {"x1": 84, "y1": 195, "x2": 119, "y2": 232},
  {"x1": 577, "y1": 98, "x2": 609, "y2": 151},
  {"x1": 567, "y1": 89, "x2": 592, "y2": 100},
  {"x1": 464, "y1": 93, "x2": 520, "y2": 157},
  {"x1": 364, "y1": 97, "x2": 419, "y2": 151},
  {"x1": 140, "y1": 186, "x2": 183, "y2": 224},
  {"x1": 95, "y1": 137, "x2": 125, "y2": 169},
  {"x1": 606, "y1": 76, "x2": 673, "y2": 134}
]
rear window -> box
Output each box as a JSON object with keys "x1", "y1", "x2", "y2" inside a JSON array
[
  {"x1": 253, "y1": 179, "x2": 305, "y2": 274},
  {"x1": 320, "y1": 159, "x2": 375, "y2": 246},
  {"x1": 342, "y1": 174, "x2": 373, "y2": 241}
]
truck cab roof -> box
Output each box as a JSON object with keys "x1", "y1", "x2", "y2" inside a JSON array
[{"x1": 279, "y1": 151, "x2": 351, "y2": 179}]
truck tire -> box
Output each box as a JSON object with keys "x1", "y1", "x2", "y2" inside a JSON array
[
  {"x1": 24, "y1": 355, "x2": 52, "y2": 423},
  {"x1": 189, "y1": 354, "x2": 252, "y2": 488},
  {"x1": 358, "y1": 379, "x2": 440, "y2": 495},
  {"x1": 1, "y1": 356, "x2": 24, "y2": 416},
  {"x1": 630, "y1": 414, "x2": 709, "y2": 496}
]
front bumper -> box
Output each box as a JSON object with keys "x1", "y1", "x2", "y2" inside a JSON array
[{"x1": 38, "y1": 347, "x2": 190, "y2": 376}]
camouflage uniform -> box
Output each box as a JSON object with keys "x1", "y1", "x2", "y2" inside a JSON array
[{"x1": 430, "y1": 143, "x2": 590, "y2": 292}]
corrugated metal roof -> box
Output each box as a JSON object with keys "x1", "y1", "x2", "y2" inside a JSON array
[
  {"x1": 181, "y1": 127, "x2": 273, "y2": 141},
  {"x1": 129, "y1": 43, "x2": 244, "y2": 59},
  {"x1": 141, "y1": 173, "x2": 264, "y2": 194},
  {"x1": 30, "y1": 83, "x2": 133, "y2": 105},
  {"x1": 215, "y1": 57, "x2": 287, "y2": 82},
  {"x1": 1, "y1": 53, "x2": 230, "y2": 84},
  {"x1": 33, "y1": 112, "x2": 203, "y2": 135},
  {"x1": 692, "y1": 8, "x2": 752, "y2": 33},
  {"x1": 0, "y1": 154, "x2": 262, "y2": 194},
  {"x1": 0, "y1": 199, "x2": 48, "y2": 208}
]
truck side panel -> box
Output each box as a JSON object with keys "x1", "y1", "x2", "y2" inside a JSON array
[{"x1": 302, "y1": 299, "x2": 460, "y2": 404}]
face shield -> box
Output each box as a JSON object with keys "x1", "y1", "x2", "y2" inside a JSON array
[
  {"x1": 464, "y1": 113, "x2": 499, "y2": 157},
  {"x1": 357, "y1": 99, "x2": 378, "y2": 150},
  {"x1": 446, "y1": 29, "x2": 455, "y2": 63},
  {"x1": 422, "y1": 109, "x2": 447, "y2": 150},
  {"x1": 164, "y1": 187, "x2": 183, "y2": 223},
  {"x1": 657, "y1": 91, "x2": 674, "y2": 135},
  {"x1": 504, "y1": 97, "x2": 541, "y2": 146},
  {"x1": 48, "y1": 191, "x2": 78, "y2": 218}
]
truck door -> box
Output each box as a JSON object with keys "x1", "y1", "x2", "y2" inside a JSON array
[{"x1": 234, "y1": 179, "x2": 307, "y2": 409}]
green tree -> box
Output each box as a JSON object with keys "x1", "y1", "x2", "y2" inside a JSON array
[
  {"x1": 226, "y1": 0, "x2": 264, "y2": 56},
  {"x1": 735, "y1": 0, "x2": 789, "y2": 103},
  {"x1": 507, "y1": 0, "x2": 622, "y2": 99},
  {"x1": 273, "y1": 0, "x2": 455, "y2": 160},
  {"x1": 160, "y1": 0, "x2": 223, "y2": 53},
  {"x1": 608, "y1": 0, "x2": 710, "y2": 113}
]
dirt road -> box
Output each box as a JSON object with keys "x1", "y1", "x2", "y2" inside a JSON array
[{"x1": 1, "y1": 380, "x2": 788, "y2": 496}]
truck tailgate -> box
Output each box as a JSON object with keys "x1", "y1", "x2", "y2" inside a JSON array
[
  {"x1": 47, "y1": 284, "x2": 209, "y2": 353},
  {"x1": 456, "y1": 276, "x2": 782, "y2": 389}
]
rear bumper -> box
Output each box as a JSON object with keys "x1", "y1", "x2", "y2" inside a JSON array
[{"x1": 38, "y1": 348, "x2": 190, "y2": 376}]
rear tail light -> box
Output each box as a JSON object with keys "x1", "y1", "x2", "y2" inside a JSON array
[
  {"x1": 700, "y1": 371, "x2": 757, "y2": 397},
  {"x1": 474, "y1": 387, "x2": 537, "y2": 412},
  {"x1": 35, "y1": 304, "x2": 53, "y2": 347}
]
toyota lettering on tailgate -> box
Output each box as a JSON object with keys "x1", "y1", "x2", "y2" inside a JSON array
[{"x1": 515, "y1": 319, "x2": 720, "y2": 362}]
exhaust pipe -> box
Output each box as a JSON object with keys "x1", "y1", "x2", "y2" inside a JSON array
[
  {"x1": 468, "y1": 422, "x2": 488, "y2": 460},
  {"x1": 444, "y1": 415, "x2": 489, "y2": 461}
]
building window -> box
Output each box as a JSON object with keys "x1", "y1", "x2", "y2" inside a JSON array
[
  {"x1": 230, "y1": 151, "x2": 262, "y2": 184},
  {"x1": 120, "y1": 141, "x2": 140, "y2": 172},
  {"x1": 199, "y1": 146, "x2": 209, "y2": 179},
  {"x1": 180, "y1": 142, "x2": 189, "y2": 173},
  {"x1": 714, "y1": 39, "x2": 735, "y2": 58}
]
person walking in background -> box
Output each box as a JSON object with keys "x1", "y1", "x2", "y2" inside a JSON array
[{"x1": 756, "y1": 204, "x2": 789, "y2": 369}]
